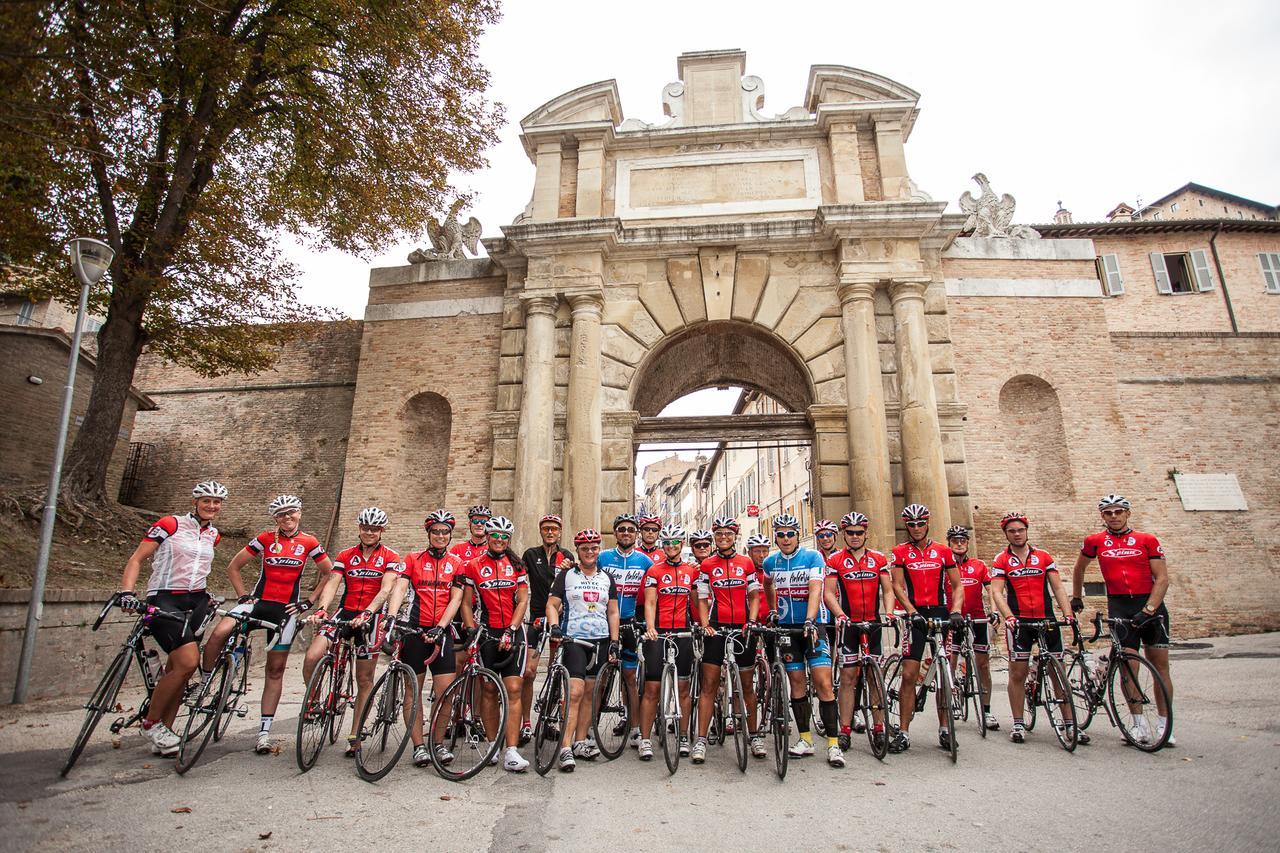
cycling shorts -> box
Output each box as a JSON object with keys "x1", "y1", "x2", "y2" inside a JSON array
[
  {"x1": 779, "y1": 627, "x2": 832, "y2": 672},
  {"x1": 400, "y1": 630, "x2": 455, "y2": 677},
  {"x1": 701, "y1": 627, "x2": 756, "y2": 669},
  {"x1": 319, "y1": 608, "x2": 382, "y2": 660},
  {"x1": 619, "y1": 623, "x2": 641, "y2": 671},
  {"x1": 1005, "y1": 623, "x2": 1063, "y2": 662},
  {"x1": 146, "y1": 590, "x2": 213, "y2": 653},
  {"x1": 1108, "y1": 594, "x2": 1171, "y2": 650},
  {"x1": 903, "y1": 606, "x2": 949, "y2": 662},
  {"x1": 836, "y1": 624, "x2": 883, "y2": 665},
  {"x1": 228, "y1": 600, "x2": 298, "y2": 652},
  {"x1": 643, "y1": 632, "x2": 694, "y2": 681},
  {"x1": 480, "y1": 628, "x2": 527, "y2": 679},
  {"x1": 562, "y1": 637, "x2": 608, "y2": 680}
]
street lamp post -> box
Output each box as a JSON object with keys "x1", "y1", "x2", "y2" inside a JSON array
[{"x1": 13, "y1": 237, "x2": 115, "y2": 704}]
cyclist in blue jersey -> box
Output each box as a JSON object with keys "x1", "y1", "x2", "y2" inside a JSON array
[
  {"x1": 762, "y1": 513, "x2": 842, "y2": 767},
  {"x1": 597, "y1": 513, "x2": 653, "y2": 749}
]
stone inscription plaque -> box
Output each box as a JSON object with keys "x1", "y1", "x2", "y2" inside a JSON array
[
  {"x1": 629, "y1": 159, "x2": 807, "y2": 209},
  {"x1": 1173, "y1": 473, "x2": 1248, "y2": 511}
]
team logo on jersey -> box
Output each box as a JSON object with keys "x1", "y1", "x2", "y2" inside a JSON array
[
  {"x1": 269, "y1": 557, "x2": 304, "y2": 568},
  {"x1": 1008, "y1": 567, "x2": 1041, "y2": 578},
  {"x1": 1104, "y1": 547, "x2": 1144, "y2": 558},
  {"x1": 713, "y1": 567, "x2": 724, "y2": 578},
  {"x1": 374, "y1": 556, "x2": 384, "y2": 567},
  {"x1": 481, "y1": 566, "x2": 494, "y2": 578},
  {"x1": 928, "y1": 550, "x2": 937, "y2": 559},
  {"x1": 350, "y1": 568, "x2": 382, "y2": 579},
  {"x1": 350, "y1": 555, "x2": 361, "y2": 566},
  {"x1": 663, "y1": 574, "x2": 672, "y2": 584},
  {"x1": 719, "y1": 578, "x2": 746, "y2": 588},
  {"x1": 1104, "y1": 538, "x2": 1114, "y2": 547},
  {"x1": 489, "y1": 578, "x2": 516, "y2": 589},
  {"x1": 503, "y1": 566, "x2": 513, "y2": 577},
  {"x1": 270, "y1": 541, "x2": 283, "y2": 555},
  {"x1": 849, "y1": 570, "x2": 878, "y2": 581},
  {"x1": 1007, "y1": 556, "x2": 1021, "y2": 567},
  {"x1": 1126, "y1": 536, "x2": 1136, "y2": 546},
  {"x1": 583, "y1": 590, "x2": 601, "y2": 603},
  {"x1": 293, "y1": 544, "x2": 305, "y2": 556},
  {"x1": 1030, "y1": 555, "x2": 1039, "y2": 565}
]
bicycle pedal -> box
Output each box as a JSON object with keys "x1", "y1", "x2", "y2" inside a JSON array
[
  {"x1": 109, "y1": 717, "x2": 126, "y2": 734},
  {"x1": 235, "y1": 707, "x2": 248, "y2": 718}
]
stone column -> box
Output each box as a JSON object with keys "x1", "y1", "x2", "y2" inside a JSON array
[
  {"x1": 890, "y1": 279, "x2": 950, "y2": 532},
  {"x1": 512, "y1": 295, "x2": 558, "y2": 550},
  {"x1": 575, "y1": 137, "x2": 605, "y2": 218},
  {"x1": 874, "y1": 118, "x2": 909, "y2": 201},
  {"x1": 829, "y1": 120, "x2": 865, "y2": 204},
  {"x1": 560, "y1": 293, "x2": 604, "y2": 536},
  {"x1": 531, "y1": 142, "x2": 562, "y2": 221},
  {"x1": 838, "y1": 280, "x2": 894, "y2": 548}
]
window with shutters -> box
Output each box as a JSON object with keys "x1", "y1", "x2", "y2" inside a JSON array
[
  {"x1": 1150, "y1": 251, "x2": 1214, "y2": 295},
  {"x1": 1095, "y1": 254, "x2": 1123, "y2": 296},
  {"x1": 1260, "y1": 253, "x2": 1280, "y2": 294},
  {"x1": 16, "y1": 300, "x2": 36, "y2": 325}
]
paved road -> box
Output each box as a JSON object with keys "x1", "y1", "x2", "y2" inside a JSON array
[{"x1": 2, "y1": 632, "x2": 1278, "y2": 853}]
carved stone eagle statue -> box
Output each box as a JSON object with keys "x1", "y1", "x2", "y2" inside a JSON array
[
  {"x1": 407, "y1": 200, "x2": 482, "y2": 262},
  {"x1": 958, "y1": 173, "x2": 1040, "y2": 239}
]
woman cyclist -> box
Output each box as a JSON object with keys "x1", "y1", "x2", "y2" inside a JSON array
[{"x1": 637, "y1": 524, "x2": 697, "y2": 761}]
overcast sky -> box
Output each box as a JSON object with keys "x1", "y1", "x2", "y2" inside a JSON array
[{"x1": 283, "y1": 0, "x2": 1279, "y2": 318}]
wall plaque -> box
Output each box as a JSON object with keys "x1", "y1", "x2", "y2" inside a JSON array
[{"x1": 1173, "y1": 473, "x2": 1248, "y2": 511}]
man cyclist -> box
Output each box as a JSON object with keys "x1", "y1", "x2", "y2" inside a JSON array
[
  {"x1": 520, "y1": 514, "x2": 575, "y2": 746},
  {"x1": 545, "y1": 528, "x2": 620, "y2": 772},
  {"x1": 301, "y1": 507, "x2": 402, "y2": 757},
  {"x1": 116, "y1": 480, "x2": 226, "y2": 756},
  {"x1": 636, "y1": 513, "x2": 664, "y2": 562},
  {"x1": 690, "y1": 516, "x2": 761, "y2": 765},
  {"x1": 762, "y1": 515, "x2": 841, "y2": 767},
  {"x1": 637, "y1": 524, "x2": 698, "y2": 761},
  {"x1": 823, "y1": 511, "x2": 893, "y2": 756},
  {"x1": 889, "y1": 503, "x2": 964, "y2": 754},
  {"x1": 202, "y1": 494, "x2": 333, "y2": 755},
  {"x1": 947, "y1": 525, "x2": 999, "y2": 732},
  {"x1": 597, "y1": 513, "x2": 653, "y2": 750},
  {"x1": 449, "y1": 505, "x2": 493, "y2": 674},
  {"x1": 743, "y1": 533, "x2": 771, "y2": 755},
  {"x1": 989, "y1": 512, "x2": 1078, "y2": 745},
  {"x1": 1072, "y1": 494, "x2": 1174, "y2": 747}
]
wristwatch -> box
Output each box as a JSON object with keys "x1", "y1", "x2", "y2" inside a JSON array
[{"x1": 1142, "y1": 605, "x2": 1156, "y2": 615}]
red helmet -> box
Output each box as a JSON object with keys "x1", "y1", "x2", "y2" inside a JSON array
[
  {"x1": 574, "y1": 528, "x2": 602, "y2": 545},
  {"x1": 999, "y1": 512, "x2": 1029, "y2": 530},
  {"x1": 814, "y1": 519, "x2": 838, "y2": 535},
  {"x1": 539, "y1": 514, "x2": 562, "y2": 528},
  {"x1": 637, "y1": 513, "x2": 661, "y2": 527},
  {"x1": 901, "y1": 504, "x2": 930, "y2": 522},
  {"x1": 424, "y1": 509, "x2": 456, "y2": 530}
]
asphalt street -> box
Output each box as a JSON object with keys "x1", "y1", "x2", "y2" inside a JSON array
[{"x1": 1, "y1": 632, "x2": 1277, "y2": 852}]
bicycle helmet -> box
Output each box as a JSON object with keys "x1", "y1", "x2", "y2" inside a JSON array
[
  {"x1": 745, "y1": 533, "x2": 770, "y2": 549},
  {"x1": 1097, "y1": 494, "x2": 1131, "y2": 511},
  {"x1": 900, "y1": 503, "x2": 930, "y2": 522},
  {"x1": 356, "y1": 507, "x2": 388, "y2": 528},
  {"x1": 814, "y1": 519, "x2": 838, "y2": 535},
  {"x1": 424, "y1": 509, "x2": 456, "y2": 530},
  {"x1": 268, "y1": 494, "x2": 302, "y2": 516},
  {"x1": 574, "y1": 528, "x2": 602, "y2": 545},
  {"x1": 945, "y1": 525, "x2": 970, "y2": 540},
  {"x1": 539, "y1": 513, "x2": 562, "y2": 528},
  {"x1": 840, "y1": 511, "x2": 870, "y2": 530},
  {"x1": 999, "y1": 512, "x2": 1029, "y2": 530},
  {"x1": 191, "y1": 480, "x2": 228, "y2": 499},
  {"x1": 467, "y1": 504, "x2": 492, "y2": 520},
  {"x1": 613, "y1": 513, "x2": 638, "y2": 530},
  {"x1": 659, "y1": 523, "x2": 686, "y2": 541},
  {"x1": 772, "y1": 513, "x2": 800, "y2": 531},
  {"x1": 485, "y1": 515, "x2": 515, "y2": 536},
  {"x1": 689, "y1": 529, "x2": 713, "y2": 544},
  {"x1": 637, "y1": 513, "x2": 661, "y2": 527},
  {"x1": 712, "y1": 515, "x2": 739, "y2": 532}
]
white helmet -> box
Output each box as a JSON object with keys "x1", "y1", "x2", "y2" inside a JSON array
[
  {"x1": 192, "y1": 480, "x2": 227, "y2": 499},
  {"x1": 1097, "y1": 494, "x2": 1131, "y2": 510},
  {"x1": 356, "y1": 507, "x2": 388, "y2": 527},
  {"x1": 745, "y1": 533, "x2": 770, "y2": 548},
  {"x1": 485, "y1": 515, "x2": 515, "y2": 536},
  {"x1": 268, "y1": 494, "x2": 302, "y2": 516},
  {"x1": 659, "y1": 523, "x2": 686, "y2": 541}
]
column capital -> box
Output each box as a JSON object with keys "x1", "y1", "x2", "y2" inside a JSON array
[
  {"x1": 566, "y1": 291, "x2": 604, "y2": 317},
  {"x1": 873, "y1": 117, "x2": 903, "y2": 134},
  {"x1": 837, "y1": 278, "x2": 881, "y2": 304},
  {"x1": 521, "y1": 293, "x2": 559, "y2": 318},
  {"x1": 887, "y1": 277, "x2": 932, "y2": 304}
]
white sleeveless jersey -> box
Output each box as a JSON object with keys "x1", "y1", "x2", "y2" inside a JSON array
[{"x1": 143, "y1": 513, "x2": 220, "y2": 594}]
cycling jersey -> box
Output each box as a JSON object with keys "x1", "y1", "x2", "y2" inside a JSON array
[
  {"x1": 331, "y1": 544, "x2": 401, "y2": 612},
  {"x1": 891, "y1": 540, "x2": 955, "y2": 609},
  {"x1": 990, "y1": 546, "x2": 1058, "y2": 619},
  {"x1": 401, "y1": 548, "x2": 464, "y2": 627},
  {"x1": 549, "y1": 566, "x2": 617, "y2": 640},
  {"x1": 636, "y1": 543, "x2": 663, "y2": 562},
  {"x1": 522, "y1": 545, "x2": 574, "y2": 621},
  {"x1": 643, "y1": 559, "x2": 697, "y2": 630},
  {"x1": 142, "y1": 513, "x2": 221, "y2": 594},
  {"x1": 696, "y1": 552, "x2": 760, "y2": 626},
  {"x1": 825, "y1": 547, "x2": 890, "y2": 622},
  {"x1": 448, "y1": 539, "x2": 488, "y2": 565},
  {"x1": 1081, "y1": 529, "x2": 1163, "y2": 596},
  {"x1": 762, "y1": 547, "x2": 829, "y2": 625},
  {"x1": 456, "y1": 550, "x2": 527, "y2": 631},
  {"x1": 246, "y1": 530, "x2": 327, "y2": 604},
  {"x1": 955, "y1": 557, "x2": 989, "y2": 618},
  {"x1": 597, "y1": 547, "x2": 653, "y2": 621}
]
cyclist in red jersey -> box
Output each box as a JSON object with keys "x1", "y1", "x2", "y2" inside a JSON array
[
  {"x1": 389, "y1": 509, "x2": 468, "y2": 767},
  {"x1": 637, "y1": 524, "x2": 698, "y2": 761},
  {"x1": 449, "y1": 505, "x2": 492, "y2": 673},
  {"x1": 636, "y1": 513, "x2": 663, "y2": 562},
  {"x1": 888, "y1": 504, "x2": 964, "y2": 754},
  {"x1": 989, "y1": 512, "x2": 1078, "y2": 745},
  {"x1": 117, "y1": 480, "x2": 226, "y2": 756},
  {"x1": 946, "y1": 525, "x2": 1000, "y2": 732},
  {"x1": 1071, "y1": 494, "x2": 1174, "y2": 746},
  {"x1": 455, "y1": 515, "x2": 530, "y2": 772},
  {"x1": 519, "y1": 513, "x2": 575, "y2": 746},
  {"x1": 814, "y1": 519, "x2": 839, "y2": 562},
  {"x1": 301, "y1": 507, "x2": 402, "y2": 756},
  {"x1": 202, "y1": 494, "x2": 333, "y2": 754},
  {"x1": 690, "y1": 516, "x2": 761, "y2": 765}
]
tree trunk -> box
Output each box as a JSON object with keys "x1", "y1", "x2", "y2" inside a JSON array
[{"x1": 61, "y1": 271, "x2": 149, "y2": 503}]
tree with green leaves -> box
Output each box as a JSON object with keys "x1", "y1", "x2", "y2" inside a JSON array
[{"x1": 0, "y1": 0, "x2": 503, "y2": 502}]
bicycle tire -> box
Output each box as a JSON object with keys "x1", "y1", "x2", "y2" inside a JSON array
[
  {"x1": 430, "y1": 667, "x2": 505, "y2": 781},
  {"x1": 687, "y1": 663, "x2": 701, "y2": 746},
  {"x1": 1024, "y1": 667, "x2": 1039, "y2": 732},
  {"x1": 62, "y1": 646, "x2": 132, "y2": 777},
  {"x1": 355, "y1": 662, "x2": 418, "y2": 782},
  {"x1": 936, "y1": 660, "x2": 957, "y2": 763},
  {"x1": 882, "y1": 654, "x2": 903, "y2": 722},
  {"x1": 659, "y1": 662, "x2": 680, "y2": 775},
  {"x1": 175, "y1": 658, "x2": 230, "y2": 775},
  {"x1": 770, "y1": 660, "x2": 789, "y2": 779},
  {"x1": 729, "y1": 665, "x2": 748, "y2": 773},
  {"x1": 296, "y1": 654, "x2": 333, "y2": 772},
  {"x1": 328, "y1": 651, "x2": 352, "y2": 745},
  {"x1": 965, "y1": 647, "x2": 985, "y2": 738},
  {"x1": 1041, "y1": 656, "x2": 1078, "y2": 752},
  {"x1": 1107, "y1": 652, "x2": 1172, "y2": 753},
  {"x1": 214, "y1": 650, "x2": 248, "y2": 742},
  {"x1": 534, "y1": 667, "x2": 568, "y2": 776},
  {"x1": 1064, "y1": 652, "x2": 1098, "y2": 730},
  {"x1": 862, "y1": 661, "x2": 890, "y2": 761},
  {"x1": 592, "y1": 661, "x2": 629, "y2": 760}
]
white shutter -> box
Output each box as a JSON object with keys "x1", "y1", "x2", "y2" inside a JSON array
[
  {"x1": 1150, "y1": 252, "x2": 1173, "y2": 294},
  {"x1": 1100, "y1": 253, "x2": 1124, "y2": 296},
  {"x1": 1261, "y1": 253, "x2": 1280, "y2": 294},
  {"x1": 1190, "y1": 249, "x2": 1215, "y2": 291}
]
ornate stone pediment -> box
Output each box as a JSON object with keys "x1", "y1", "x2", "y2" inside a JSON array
[{"x1": 520, "y1": 79, "x2": 623, "y2": 130}]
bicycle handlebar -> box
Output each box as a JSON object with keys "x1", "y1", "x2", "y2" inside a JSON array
[
  {"x1": 93, "y1": 593, "x2": 189, "y2": 631},
  {"x1": 215, "y1": 608, "x2": 281, "y2": 632}
]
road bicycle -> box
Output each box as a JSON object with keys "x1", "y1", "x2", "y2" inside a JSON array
[
  {"x1": 592, "y1": 623, "x2": 640, "y2": 759},
  {"x1": 704, "y1": 627, "x2": 751, "y2": 772},
  {"x1": 749, "y1": 625, "x2": 791, "y2": 779},
  {"x1": 531, "y1": 632, "x2": 598, "y2": 776},
  {"x1": 950, "y1": 615, "x2": 988, "y2": 739},
  {"x1": 1010, "y1": 617, "x2": 1079, "y2": 752},
  {"x1": 1066, "y1": 612, "x2": 1173, "y2": 752},
  {"x1": 353, "y1": 621, "x2": 435, "y2": 781},
  {"x1": 61, "y1": 594, "x2": 193, "y2": 776},
  {"x1": 834, "y1": 618, "x2": 895, "y2": 760},
  {"x1": 651, "y1": 630, "x2": 698, "y2": 775},
  {"x1": 884, "y1": 616, "x2": 958, "y2": 763},
  {"x1": 428, "y1": 625, "x2": 510, "y2": 780},
  {"x1": 176, "y1": 606, "x2": 277, "y2": 774},
  {"x1": 296, "y1": 614, "x2": 365, "y2": 771}
]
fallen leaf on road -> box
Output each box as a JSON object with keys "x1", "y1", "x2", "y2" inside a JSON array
[
  {"x1": 112, "y1": 739, "x2": 122, "y2": 749},
  {"x1": 171, "y1": 807, "x2": 192, "y2": 814},
  {"x1": 439, "y1": 795, "x2": 452, "y2": 801},
  {"x1": 872, "y1": 781, "x2": 886, "y2": 786},
  {"x1": 142, "y1": 763, "x2": 153, "y2": 769},
  {"x1": 259, "y1": 832, "x2": 272, "y2": 840},
  {"x1": 270, "y1": 744, "x2": 283, "y2": 756},
  {"x1": 1182, "y1": 757, "x2": 1193, "y2": 762}
]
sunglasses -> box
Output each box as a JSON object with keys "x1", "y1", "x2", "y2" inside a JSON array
[
  {"x1": 844, "y1": 529, "x2": 867, "y2": 536},
  {"x1": 358, "y1": 525, "x2": 385, "y2": 533},
  {"x1": 1101, "y1": 509, "x2": 1127, "y2": 517},
  {"x1": 905, "y1": 521, "x2": 928, "y2": 528},
  {"x1": 640, "y1": 526, "x2": 660, "y2": 532},
  {"x1": 691, "y1": 541, "x2": 712, "y2": 547},
  {"x1": 427, "y1": 526, "x2": 451, "y2": 535},
  {"x1": 662, "y1": 539, "x2": 684, "y2": 547},
  {"x1": 488, "y1": 533, "x2": 511, "y2": 542},
  {"x1": 469, "y1": 517, "x2": 489, "y2": 524},
  {"x1": 775, "y1": 531, "x2": 798, "y2": 538},
  {"x1": 615, "y1": 526, "x2": 638, "y2": 534},
  {"x1": 816, "y1": 531, "x2": 834, "y2": 537}
]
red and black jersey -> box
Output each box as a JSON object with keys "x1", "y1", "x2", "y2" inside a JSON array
[
  {"x1": 331, "y1": 544, "x2": 401, "y2": 612},
  {"x1": 636, "y1": 543, "x2": 663, "y2": 563},
  {"x1": 1081, "y1": 529, "x2": 1163, "y2": 596},
  {"x1": 990, "y1": 546, "x2": 1058, "y2": 619},
  {"x1": 246, "y1": 530, "x2": 326, "y2": 604},
  {"x1": 825, "y1": 548, "x2": 890, "y2": 622},
  {"x1": 401, "y1": 548, "x2": 464, "y2": 628},
  {"x1": 449, "y1": 539, "x2": 488, "y2": 565},
  {"x1": 695, "y1": 552, "x2": 760, "y2": 627},
  {"x1": 644, "y1": 560, "x2": 697, "y2": 630},
  {"x1": 457, "y1": 551, "x2": 527, "y2": 631},
  {"x1": 891, "y1": 540, "x2": 955, "y2": 609},
  {"x1": 955, "y1": 557, "x2": 989, "y2": 618}
]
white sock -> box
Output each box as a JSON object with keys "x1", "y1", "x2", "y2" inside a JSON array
[
  {"x1": 260, "y1": 715, "x2": 273, "y2": 734},
  {"x1": 1157, "y1": 716, "x2": 1167, "y2": 729}
]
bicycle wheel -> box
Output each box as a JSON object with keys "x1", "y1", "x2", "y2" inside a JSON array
[
  {"x1": 296, "y1": 655, "x2": 333, "y2": 772},
  {"x1": 936, "y1": 661, "x2": 957, "y2": 763},
  {"x1": 770, "y1": 660, "x2": 789, "y2": 779},
  {"x1": 862, "y1": 662, "x2": 890, "y2": 761},
  {"x1": 1064, "y1": 652, "x2": 1098, "y2": 730},
  {"x1": 431, "y1": 668, "x2": 505, "y2": 781},
  {"x1": 728, "y1": 665, "x2": 748, "y2": 773},
  {"x1": 175, "y1": 658, "x2": 230, "y2": 775},
  {"x1": 1107, "y1": 652, "x2": 1172, "y2": 753},
  {"x1": 659, "y1": 663, "x2": 680, "y2": 775},
  {"x1": 1024, "y1": 668, "x2": 1039, "y2": 732},
  {"x1": 687, "y1": 664, "x2": 701, "y2": 745},
  {"x1": 965, "y1": 648, "x2": 985, "y2": 739},
  {"x1": 355, "y1": 662, "x2": 418, "y2": 782},
  {"x1": 62, "y1": 646, "x2": 132, "y2": 777},
  {"x1": 592, "y1": 661, "x2": 629, "y2": 760},
  {"x1": 882, "y1": 654, "x2": 903, "y2": 722},
  {"x1": 328, "y1": 653, "x2": 352, "y2": 745},
  {"x1": 214, "y1": 650, "x2": 248, "y2": 741},
  {"x1": 1041, "y1": 656, "x2": 1078, "y2": 752},
  {"x1": 534, "y1": 667, "x2": 568, "y2": 776}
]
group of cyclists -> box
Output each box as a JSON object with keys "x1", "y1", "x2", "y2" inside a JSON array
[{"x1": 111, "y1": 479, "x2": 1175, "y2": 775}]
